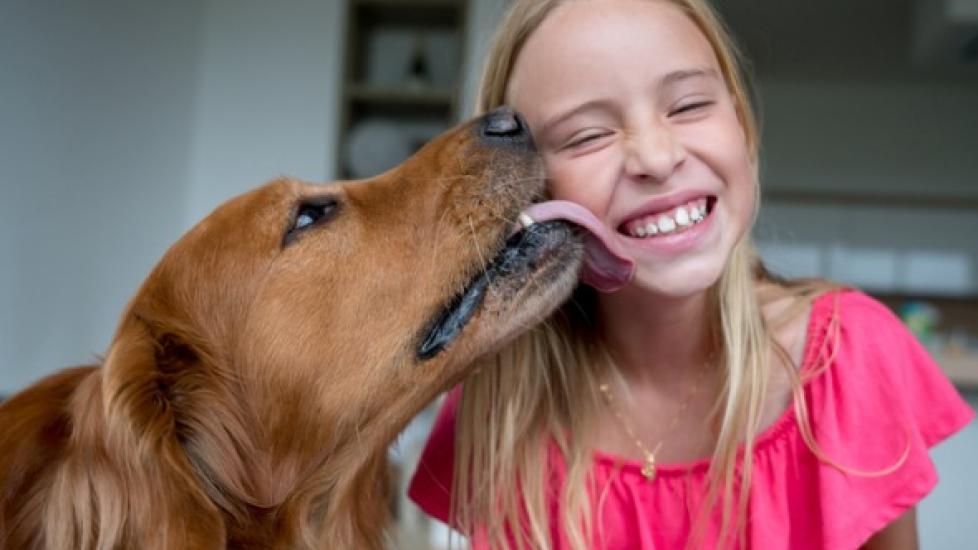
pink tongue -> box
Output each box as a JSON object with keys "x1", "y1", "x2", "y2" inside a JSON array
[{"x1": 521, "y1": 200, "x2": 634, "y2": 293}]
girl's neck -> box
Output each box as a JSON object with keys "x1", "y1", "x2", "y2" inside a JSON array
[{"x1": 596, "y1": 286, "x2": 717, "y2": 386}]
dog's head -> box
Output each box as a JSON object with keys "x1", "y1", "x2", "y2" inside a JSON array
[{"x1": 101, "y1": 108, "x2": 582, "y2": 494}]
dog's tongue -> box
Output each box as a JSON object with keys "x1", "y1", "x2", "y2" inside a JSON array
[{"x1": 521, "y1": 200, "x2": 634, "y2": 293}]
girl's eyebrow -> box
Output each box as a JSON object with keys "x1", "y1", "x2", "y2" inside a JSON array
[
  {"x1": 540, "y1": 99, "x2": 616, "y2": 136},
  {"x1": 540, "y1": 68, "x2": 721, "y2": 135},
  {"x1": 658, "y1": 67, "x2": 721, "y2": 89}
]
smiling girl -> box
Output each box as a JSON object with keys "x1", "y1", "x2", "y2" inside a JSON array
[{"x1": 408, "y1": 1, "x2": 974, "y2": 548}]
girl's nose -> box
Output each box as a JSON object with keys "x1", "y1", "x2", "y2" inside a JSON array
[{"x1": 623, "y1": 123, "x2": 686, "y2": 182}]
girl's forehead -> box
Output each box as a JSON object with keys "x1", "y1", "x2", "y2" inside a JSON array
[{"x1": 507, "y1": 0, "x2": 720, "y2": 109}]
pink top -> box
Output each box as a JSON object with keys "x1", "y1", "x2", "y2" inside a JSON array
[{"x1": 408, "y1": 291, "x2": 975, "y2": 549}]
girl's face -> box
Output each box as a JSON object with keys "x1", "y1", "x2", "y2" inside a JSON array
[{"x1": 507, "y1": 0, "x2": 755, "y2": 299}]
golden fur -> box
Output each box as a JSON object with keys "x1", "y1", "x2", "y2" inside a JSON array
[{"x1": 0, "y1": 111, "x2": 582, "y2": 549}]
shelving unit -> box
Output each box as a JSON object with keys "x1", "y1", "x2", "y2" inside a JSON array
[
  {"x1": 338, "y1": 0, "x2": 468, "y2": 179},
  {"x1": 937, "y1": 353, "x2": 978, "y2": 389}
]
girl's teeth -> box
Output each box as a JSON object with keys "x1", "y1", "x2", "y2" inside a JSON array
[
  {"x1": 675, "y1": 206, "x2": 690, "y2": 227},
  {"x1": 657, "y1": 215, "x2": 676, "y2": 234},
  {"x1": 625, "y1": 199, "x2": 711, "y2": 238}
]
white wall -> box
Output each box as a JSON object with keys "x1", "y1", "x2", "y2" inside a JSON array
[
  {"x1": 0, "y1": 0, "x2": 346, "y2": 395},
  {"x1": 921, "y1": 391, "x2": 978, "y2": 549},
  {"x1": 186, "y1": 0, "x2": 346, "y2": 223},
  {"x1": 0, "y1": 0, "x2": 203, "y2": 393}
]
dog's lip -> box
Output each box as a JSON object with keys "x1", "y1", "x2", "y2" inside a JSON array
[
  {"x1": 519, "y1": 201, "x2": 634, "y2": 293},
  {"x1": 417, "y1": 221, "x2": 573, "y2": 361}
]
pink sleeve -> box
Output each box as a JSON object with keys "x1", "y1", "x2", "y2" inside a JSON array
[
  {"x1": 808, "y1": 291, "x2": 975, "y2": 548},
  {"x1": 407, "y1": 386, "x2": 461, "y2": 524},
  {"x1": 840, "y1": 292, "x2": 974, "y2": 448}
]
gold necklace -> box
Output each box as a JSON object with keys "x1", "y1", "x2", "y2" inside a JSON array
[{"x1": 598, "y1": 357, "x2": 712, "y2": 482}]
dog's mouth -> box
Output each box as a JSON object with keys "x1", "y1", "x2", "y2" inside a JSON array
[
  {"x1": 417, "y1": 221, "x2": 573, "y2": 361},
  {"x1": 416, "y1": 201, "x2": 636, "y2": 361}
]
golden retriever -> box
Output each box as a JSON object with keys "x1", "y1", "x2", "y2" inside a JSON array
[{"x1": 0, "y1": 109, "x2": 588, "y2": 549}]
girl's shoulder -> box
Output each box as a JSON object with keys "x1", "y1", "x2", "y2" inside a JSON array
[
  {"x1": 776, "y1": 285, "x2": 935, "y2": 377},
  {"x1": 758, "y1": 284, "x2": 902, "y2": 381},
  {"x1": 803, "y1": 288, "x2": 952, "y2": 412},
  {"x1": 801, "y1": 287, "x2": 973, "y2": 444},
  {"x1": 818, "y1": 286, "x2": 910, "y2": 335},
  {"x1": 807, "y1": 288, "x2": 947, "y2": 383},
  {"x1": 766, "y1": 288, "x2": 973, "y2": 547}
]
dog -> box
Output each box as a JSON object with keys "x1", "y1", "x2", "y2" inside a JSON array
[{"x1": 0, "y1": 108, "x2": 587, "y2": 549}]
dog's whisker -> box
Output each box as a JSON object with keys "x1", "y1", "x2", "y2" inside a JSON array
[
  {"x1": 467, "y1": 216, "x2": 489, "y2": 271},
  {"x1": 428, "y1": 211, "x2": 453, "y2": 288}
]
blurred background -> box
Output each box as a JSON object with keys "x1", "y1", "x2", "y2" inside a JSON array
[{"x1": 1, "y1": 0, "x2": 975, "y2": 548}]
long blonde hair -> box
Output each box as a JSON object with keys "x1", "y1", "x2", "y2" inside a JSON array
[{"x1": 453, "y1": 1, "x2": 832, "y2": 548}]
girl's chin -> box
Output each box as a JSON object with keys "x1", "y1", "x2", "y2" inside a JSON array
[{"x1": 623, "y1": 261, "x2": 725, "y2": 299}]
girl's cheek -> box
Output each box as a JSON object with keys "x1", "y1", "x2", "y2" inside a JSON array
[
  {"x1": 545, "y1": 174, "x2": 571, "y2": 202},
  {"x1": 542, "y1": 154, "x2": 568, "y2": 198},
  {"x1": 543, "y1": 157, "x2": 584, "y2": 201},
  {"x1": 544, "y1": 155, "x2": 611, "y2": 217}
]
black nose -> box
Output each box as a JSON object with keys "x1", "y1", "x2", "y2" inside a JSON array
[{"x1": 480, "y1": 107, "x2": 533, "y2": 149}]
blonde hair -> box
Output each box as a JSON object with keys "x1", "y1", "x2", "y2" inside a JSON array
[{"x1": 453, "y1": 1, "x2": 835, "y2": 548}]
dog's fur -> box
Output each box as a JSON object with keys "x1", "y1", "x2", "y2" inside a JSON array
[{"x1": 0, "y1": 112, "x2": 582, "y2": 549}]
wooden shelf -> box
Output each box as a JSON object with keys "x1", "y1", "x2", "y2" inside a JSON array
[
  {"x1": 338, "y1": 0, "x2": 468, "y2": 179},
  {"x1": 352, "y1": 0, "x2": 462, "y2": 26},
  {"x1": 355, "y1": 0, "x2": 460, "y2": 7},
  {"x1": 937, "y1": 353, "x2": 978, "y2": 390},
  {"x1": 346, "y1": 83, "x2": 455, "y2": 107}
]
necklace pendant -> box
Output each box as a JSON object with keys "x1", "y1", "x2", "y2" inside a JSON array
[{"x1": 641, "y1": 455, "x2": 657, "y2": 481}]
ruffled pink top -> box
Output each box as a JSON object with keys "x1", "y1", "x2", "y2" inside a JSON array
[{"x1": 408, "y1": 291, "x2": 975, "y2": 549}]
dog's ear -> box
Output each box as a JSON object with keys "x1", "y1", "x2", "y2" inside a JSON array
[{"x1": 94, "y1": 316, "x2": 228, "y2": 549}]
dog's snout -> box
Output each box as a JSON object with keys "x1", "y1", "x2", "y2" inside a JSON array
[{"x1": 480, "y1": 107, "x2": 533, "y2": 148}]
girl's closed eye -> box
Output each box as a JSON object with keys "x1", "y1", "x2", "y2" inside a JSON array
[
  {"x1": 562, "y1": 130, "x2": 613, "y2": 151},
  {"x1": 668, "y1": 98, "x2": 715, "y2": 118}
]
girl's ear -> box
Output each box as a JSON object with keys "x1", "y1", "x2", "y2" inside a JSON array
[{"x1": 98, "y1": 316, "x2": 228, "y2": 549}]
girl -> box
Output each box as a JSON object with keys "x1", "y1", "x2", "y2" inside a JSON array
[{"x1": 409, "y1": 0, "x2": 974, "y2": 548}]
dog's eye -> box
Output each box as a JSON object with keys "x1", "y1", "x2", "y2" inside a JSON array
[
  {"x1": 295, "y1": 206, "x2": 323, "y2": 230},
  {"x1": 285, "y1": 197, "x2": 339, "y2": 244}
]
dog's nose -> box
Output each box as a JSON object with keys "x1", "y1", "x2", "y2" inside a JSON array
[{"x1": 480, "y1": 107, "x2": 533, "y2": 148}]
